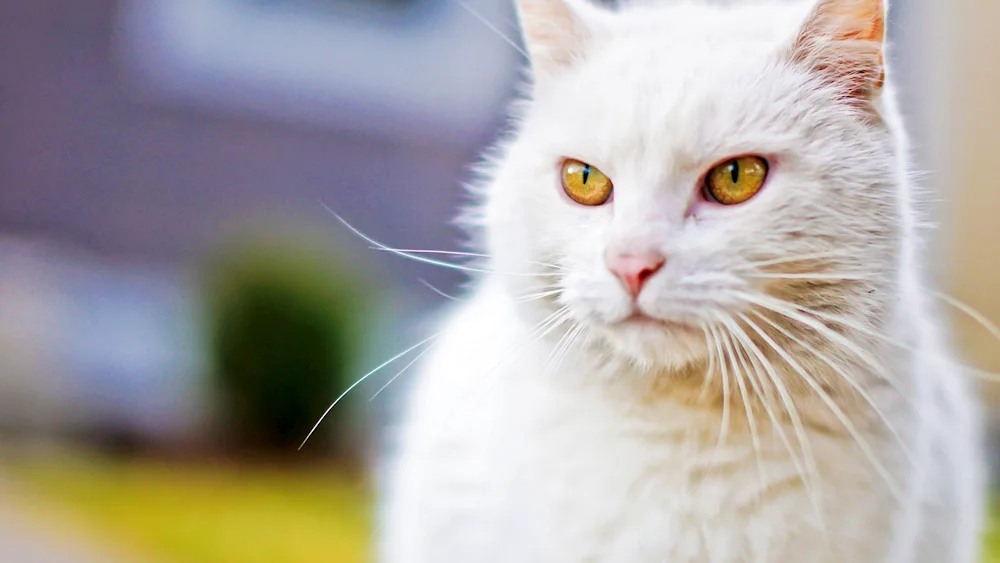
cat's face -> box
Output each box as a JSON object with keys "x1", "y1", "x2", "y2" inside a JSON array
[{"x1": 482, "y1": 0, "x2": 900, "y2": 372}]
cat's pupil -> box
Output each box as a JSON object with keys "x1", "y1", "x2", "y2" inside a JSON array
[
  {"x1": 582, "y1": 164, "x2": 591, "y2": 184},
  {"x1": 730, "y1": 160, "x2": 739, "y2": 184}
]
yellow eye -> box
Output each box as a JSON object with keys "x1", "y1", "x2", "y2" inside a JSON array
[
  {"x1": 705, "y1": 156, "x2": 769, "y2": 205},
  {"x1": 562, "y1": 159, "x2": 613, "y2": 206}
]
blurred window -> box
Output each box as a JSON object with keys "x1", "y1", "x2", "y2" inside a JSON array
[
  {"x1": 117, "y1": 0, "x2": 520, "y2": 144},
  {"x1": 248, "y1": 0, "x2": 418, "y2": 8},
  {"x1": 240, "y1": 0, "x2": 422, "y2": 19}
]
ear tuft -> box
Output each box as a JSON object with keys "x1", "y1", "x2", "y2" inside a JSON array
[
  {"x1": 793, "y1": 0, "x2": 887, "y2": 101},
  {"x1": 515, "y1": 0, "x2": 591, "y2": 78}
]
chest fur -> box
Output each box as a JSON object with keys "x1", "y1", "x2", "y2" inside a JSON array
[{"x1": 416, "y1": 375, "x2": 897, "y2": 563}]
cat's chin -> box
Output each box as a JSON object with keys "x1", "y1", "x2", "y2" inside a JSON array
[
  {"x1": 593, "y1": 312, "x2": 707, "y2": 370},
  {"x1": 614, "y1": 312, "x2": 691, "y2": 332}
]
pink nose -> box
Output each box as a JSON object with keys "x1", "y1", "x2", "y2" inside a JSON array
[{"x1": 605, "y1": 250, "x2": 666, "y2": 298}]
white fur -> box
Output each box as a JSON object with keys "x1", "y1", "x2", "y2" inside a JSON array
[{"x1": 380, "y1": 0, "x2": 986, "y2": 561}]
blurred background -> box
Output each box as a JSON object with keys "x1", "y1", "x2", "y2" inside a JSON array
[{"x1": 0, "y1": 0, "x2": 997, "y2": 561}]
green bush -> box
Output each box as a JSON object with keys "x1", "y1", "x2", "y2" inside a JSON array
[{"x1": 202, "y1": 228, "x2": 372, "y2": 457}]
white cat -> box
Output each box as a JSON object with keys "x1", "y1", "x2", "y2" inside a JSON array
[{"x1": 379, "y1": 0, "x2": 986, "y2": 561}]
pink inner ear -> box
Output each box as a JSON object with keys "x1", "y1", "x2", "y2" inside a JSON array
[
  {"x1": 516, "y1": 0, "x2": 591, "y2": 74},
  {"x1": 798, "y1": 0, "x2": 885, "y2": 46},
  {"x1": 794, "y1": 0, "x2": 887, "y2": 100},
  {"x1": 826, "y1": 0, "x2": 884, "y2": 44}
]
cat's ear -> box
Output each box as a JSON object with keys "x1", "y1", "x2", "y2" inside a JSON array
[
  {"x1": 792, "y1": 0, "x2": 887, "y2": 101},
  {"x1": 515, "y1": 0, "x2": 593, "y2": 79}
]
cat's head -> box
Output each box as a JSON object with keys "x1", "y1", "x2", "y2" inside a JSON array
[{"x1": 478, "y1": 0, "x2": 901, "y2": 375}]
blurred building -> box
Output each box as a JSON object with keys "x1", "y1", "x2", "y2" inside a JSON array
[
  {"x1": 0, "y1": 0, "x2": 521, "y2": 443},
  {"x1": 0, "y1": 0, "x2": 520, "y2": 275}
]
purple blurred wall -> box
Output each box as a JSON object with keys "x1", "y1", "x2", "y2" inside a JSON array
[{"x1": 0, "y1": 0, "x2": 514, "y2": 296}]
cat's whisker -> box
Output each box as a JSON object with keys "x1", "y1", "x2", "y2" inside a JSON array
[
  {"x1": 739, "y1": 251, "x2": 855, "y2": 271},
  {"x1": 375, "y1": 248, "x2": 492, "y2": 258},
  {"x1": 543, "y1": 322, "x2": 585, "y2": 380},
  {"x1": 736, "y1": 292, "x2": 907, "y2": 395},
  {"x1": 323, "y1": 206, "x2": 556, "y2": 278},
  {"x1": 750, "y1": 310, "x2": 915, "y2": 466},
  {"x1": 541, "y1": 328, "x2": 571, "y2": 378},
  {"x1": 761, "y1": 296, "x2": 920, "y2": 405},
  {"x1": 375, "y1": 247, "x2": 565, "y2": 271},
  {"x1": 565, "y1": 324, "x2": 587, "y2": 364},
  {"x1": 956, "y1": 366, "x2": 1000, "y2": 382},
  {"x1": 716, "y1": 316, "x2": 769, "y2": 497},
  {"x1": 931, "y1": 290, "x2": 1000, "y2": 348},
  {"x1": 735, "y1": 312, "x2": 825, "y2": 528},
  {"x1": 515, "y1": 288, "x2": 564, "y2": 303},
  {"x1": 720, "y1": 314, "x2": 819, "y2": 522},
  {"x1": 742, "y1": 273, "x2": 875, "y2": 281},
  {"x1": 745, "y1": 293, "x2": 909, "y2": 353},
  {"x1": 748, "y1": 290, "x2": 1000, "y2": 382},
  {"x1": 419, "y1": 278, "x2": 460, "y2": 301},
  {"x1": 732, "y1": 297, "x2": 905, "y2": 500},
  {"x1": 707, "y1": 324, "x2": 733, "y2": 457},
  {"x1": 513, "y1": 280, "x2": 564, "y2": 296},
  {"x1": 757, "y1": 329, "x2": 904, "y2": 501},
  {"x1": 369, "y1": 343, "x2": 438, "y2": 402},
  {"x1": 518, "y1": 287, "x2": 562, "y2": 296},
  {"x1": 299, "y1": 333, "x2": 440, "y2": 450},
  {"x1": 761, "y1": 291, "x2": 1000, "y2": 383},
  {"x1": 900, "y1": 290, "x2": 1000, "y2": 382},
  {"x1": 449, "y1": 0, "x2": 529, "y2": 59},
  {"x1": 697, "y1": 326, "x2": 717, "y2": 404},
  {"x1": 517, "y1": 294, "x2": 562, "y2": 304}
]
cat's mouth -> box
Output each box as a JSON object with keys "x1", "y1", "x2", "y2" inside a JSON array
[{"x1": 615, "y1": 311, "x2": 694, "y2": 333}]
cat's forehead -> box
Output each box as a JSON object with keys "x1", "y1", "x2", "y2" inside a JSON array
[
  {"x1": 596, "y1": 2, "x2": 809, "y2": 92},
  {"x1": 609, "y1": 2, "x2": 806, "y2": 57},
  {"x1": 530, "y1": 3, "x2": 811, "y2": 168}
]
